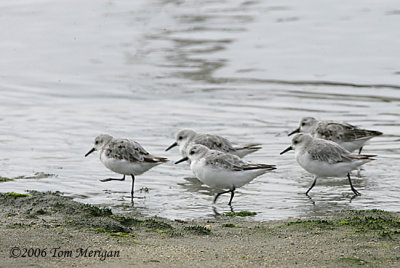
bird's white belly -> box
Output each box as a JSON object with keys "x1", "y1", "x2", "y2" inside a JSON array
[
  {"x1": 338, "y1": 140, "x2": 367, "y2": 152},
  {"x1": 191, "y1": 159, "x2": 264, "y2": 190},
  {"x1": 101, "y1": 154, "x2": 154, "y2": 176},
  {"x1": 313, "y1": 133, "x2": 367, "y2": 152},
  {"x1": 296, "y1": 152, "x2": 351, "y2": 177}
]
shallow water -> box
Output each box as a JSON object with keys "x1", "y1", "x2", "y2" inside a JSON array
[{"x1": 1, "y1": 0, "x2": 399, "y2": 221}]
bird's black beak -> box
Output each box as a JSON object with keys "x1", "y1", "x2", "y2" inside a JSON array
[
  {"x1": 288, "y1": 127, "x2": 300, "y2": 136},
  {"x1": 85, "y1": 148, "x2": 96, "y2": 157},
  {"x1": 280, "y1": 146, "x2": 293, "y2": 155},
  {"x1": 174, "y1": 156, "x2": 189, "y2": 164},
  {"x1": 165, "y1": 142, "x2": 178, "y2": 151}
]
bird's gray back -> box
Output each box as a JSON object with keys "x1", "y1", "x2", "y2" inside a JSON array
[
  {"x1": 204, "y1": 150, "x2": 248, "y2": 170},
  {"x1": 307, "y1": 139, "x2": 352, "y2": 164},
  {"x1": 193, "y1": 134, "x2": 234, "y2": 152},
  {"x1": 104, "y1": 138, "x2": 150, "y2": 162},
  {"x1": 315, "y1": 121, "x2": 380, "y2": 142}
]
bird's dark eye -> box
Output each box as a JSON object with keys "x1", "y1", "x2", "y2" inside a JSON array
[
  {"x1": 95, "y1": 141, "x2": 99, "y2": 144},
  {"x1": 178, "y1": 136, "x2": 183, "y2": 140},
  {"x1": 294, "y1": 140, "x2": 298, "y2": 144},
  {"x1": 301, "y1": 123, "x2": 305, "y2": 126},
  {"x1": 190, "y1": 150, "x2": 195, "y2": 155}
]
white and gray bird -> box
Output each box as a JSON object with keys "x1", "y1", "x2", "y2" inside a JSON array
[
  {"x1": 175, "y1": 144, "x2": 275, "y2": 205},
  {"x1": 166, "y1": 129, "x2": 262, "y2": 159},
  {"x1": 281, "y1": 133, "x2": 375, "y2": 196},
  {"x1": 85, "y1": 134, "x2": 168, "y2": 198},
  {"x1": 288, "y1": 117, "x2": 382, "y2": 154}
]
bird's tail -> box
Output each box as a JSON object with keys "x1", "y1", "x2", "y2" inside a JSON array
[
  {"x1": 348, "y1": 154, "x2": 376, "y2": 161},
  {"x1": 242, "y1": 164, "x2": 276, "y2": 171},
  {"x1": 146, "y1": 157, "x2": 169, "y2": 163},
  {"x1": 155, "y1": 157, "x2": 169, "y2": 163},
  {"x1": 233, "y1": 144, "x2": 262, "y2": 157},
  {"x1": 353, "y1": 129, "x2": 383, "y2": 140}
]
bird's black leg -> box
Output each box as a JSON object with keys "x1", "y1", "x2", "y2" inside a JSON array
[
  {"x1": 213, "y1": 189, "x2": 231, "y2": 204},
  {"x1": 305, "y1": 176, "x2": 317, "y2": 196},
  {"x1": 347, "y1": 173, "x2": 361, "y2": 196},
  {"x1": 130, "y1": 174, "x2": 135, "y2": 199},
  {"x1": 100, "y1": 175, "x2": 125, "y2": 182},
  {"x1": 228, "y1": 187, "x2": 236, "y2": 206},
  {"x1": 358, "y1": 147, "x2": 363, "y2": 154}
]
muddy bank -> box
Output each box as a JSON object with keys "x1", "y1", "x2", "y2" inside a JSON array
[{"x1": 0, "y1": 191, "x2": 399, "y2": 267}]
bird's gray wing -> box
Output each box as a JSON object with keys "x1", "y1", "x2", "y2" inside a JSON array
[
  {"x1": 204, "y1": 151, "x2": 247, "y2": 170},
  {"x1": 314, "y1": 122, "x2": 356, "y2": 142},
  {"x1": 340, "y1": 128, "x2": 382, "y2": 142},
  {"x1": 319, "y1": 122, "x2": 381, "y2": 142},
  {"x1": 307, "y1": 139, "x2": 352, "y2": 164},
  {"x1": 106, "y1": 139, "x2": 149, "y2": 162},
  {"x1": 194, "y1": 134, "x2": 234, "y2": 152}
]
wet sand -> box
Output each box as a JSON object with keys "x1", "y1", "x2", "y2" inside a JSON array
[{"x1": 0, "y1": 191, "x2": 399, "y2": 267}]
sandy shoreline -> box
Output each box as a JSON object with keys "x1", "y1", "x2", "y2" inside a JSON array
[{"x1": 0, "y1": 191, "x2": 399, "y2": 267}]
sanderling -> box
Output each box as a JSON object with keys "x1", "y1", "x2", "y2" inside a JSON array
[
  {"x1": 288, "y1": 117, "x2": 382, "y2": 154},
  {"x1": 165, "y1": 129, "x2": 262, "y2": 158},
  {"x1": 175, "y1": 144, "x2": 275, "y2": 205},
  {"x1": 280, "y1": 133, "x2": 375, "y2": 196},
  {"x1": 85, "y1": 134, "x2": 168, "y2": 198}
]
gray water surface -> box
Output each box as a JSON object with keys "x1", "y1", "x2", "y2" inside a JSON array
[{"x1": 1, "y1": 0, "x2": 399, "y2": 221}]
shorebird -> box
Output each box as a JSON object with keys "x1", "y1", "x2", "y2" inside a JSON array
[
  {"x1": 175, "y1": 144, "x2": 275, "y2": 205},
  {"x1": 166, "y1": 129, "x2": 261, "y2": 158},
  {"x1": 288, "y1": 117, "x2": 382, "y2": 154},
  {"x1": 85, "y1": 134, "x2": 168, "y2": 198},
  {"x1": 281, "y1": 133, "x2": 375, "y2": 196}
]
